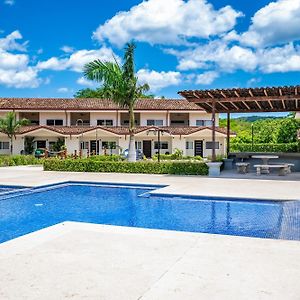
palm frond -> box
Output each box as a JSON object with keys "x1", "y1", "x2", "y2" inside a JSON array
[{"x1": 123, "y1": 42, "x2": 136, "y2": 81}]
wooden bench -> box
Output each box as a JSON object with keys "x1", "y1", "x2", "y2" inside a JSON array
[
  {"x1": 254, "y1": 164, "x2": 290, "y2": 176},
  {"x1": 236, "y1": 162, "x2": 250, "y2": 174}
]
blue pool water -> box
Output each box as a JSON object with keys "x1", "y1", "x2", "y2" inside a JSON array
[
  {"x1": 0, "y1": 182, "x2": 299, "y2": 243},
  {"x1": 0, "y1": 185, "x2": 26, "y2": 195}
]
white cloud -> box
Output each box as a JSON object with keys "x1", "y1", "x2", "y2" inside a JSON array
[
  {"x1": 238, "y1": 0, "x2": 300, "y2": 47},
  {"x1": 247, "y1": 77, "x2": 261, "y2": 87},
  {"x1": 57, "y1": 87, "x2": 70, "y2": 93},
  {"x1": 137, "y1": 69, "x2": 182, "y2": 92},
  {"x1": 4, "y1": 0, "x2": 15, "y2": 5},
  {"x1": 0, "y1": 30, "x2": 27, "y2": 51},
  {"x1": 77, "y1": 76, "x2": 97, "y2": 87},
  {"x1": 93, "y1": 0, "x2": 242, "y2": 47},
  {"x1": 258, "y1": 43, "x2": 300, "y2": 73},
  {"x1": 0, "y1": 68, "x2": 40, "y2": 88},
  {"x1": 0, "y1": 31, "x2": 41, "y2": 88},
  {"x1": 61, "y1": 45, "x2": 75, "y2": 53},
  {"x1": 196, "y1": 71, "x2": 219, "y2": 85},
  {"x1": 37, "y1": 47, "x2": 119, "y2": 72},
  {"x1": 170, "y1": 40, "x2": 258, "y2": 72}
]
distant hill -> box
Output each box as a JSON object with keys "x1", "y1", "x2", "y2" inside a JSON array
[{"x1": 221, "y1": 116, "x2": 284, "y2": 123}]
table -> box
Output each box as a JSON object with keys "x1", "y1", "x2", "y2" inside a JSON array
[{"x1": 251, "y1": 155, "x2": 279, "y2": 165}]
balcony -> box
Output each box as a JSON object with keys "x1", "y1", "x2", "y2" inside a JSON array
[
  {"x1": 120, "y1": 112, "x2": 140, "y2": 126},
  {"x1": 170, "y1": 113, "x2": 189, "y2": 127},
  {"x1": 19, "y1": 112, "x2": 40, "y2": 125},
  {"x1": 70, "y1": 112, "x2": 90, "y2": 126}
]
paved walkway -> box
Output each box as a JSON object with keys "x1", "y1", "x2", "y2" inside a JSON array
[
  {"x1": 0, "y1": 166, "x2": 300, "y2": 299},
  {"x1": 1, "y1": 165, "x2": 300, "y2": 200}
]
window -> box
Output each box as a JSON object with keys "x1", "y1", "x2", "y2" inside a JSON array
[
  {"x1": 147, "y1": 120, "x2": 163, "y2": 126},
  {"x1": 80, "y1": 141, "x2": 89, "y2": 150},
  {"x1": 46, "y1": 119, "x2": 63, "y2": 126},
  {"x1": 186, "y1": 141, "x2": 193, "y2": 149},
  {"x1": 102, "y1": 141, "x2": 117, "y2": 149},
  {"x1": 122, "y1": 120, "x2": 139, "y2": 125},
  {"x1": 97, "y1": 119, "x2": 113, "y2": 126},
  {"x1": 36, "y1": 140, "x2": 46, "y2": 149},
  {"x1": 154, "y1": 141, "x2": 168, "y2": 149},
  {"x1": 0, "y1": 141, "x2": 9, "y2": 150},
  {"x1": 135, "y1": 141, "x2": 142, "y2": 150},
  {"x1": 206, "y1": 141, "x2": 220, "y2": 149},
  {"x1": 171, "y1": 120, "x2": 186, "y2": 124},
  {"x1": 196, "y1": 120, "x2": 212, "y2": 126}
]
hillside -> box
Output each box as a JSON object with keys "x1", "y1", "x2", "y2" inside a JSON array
[{"x1": 219, "y1": 115, "x2": 299, "y2": 144}]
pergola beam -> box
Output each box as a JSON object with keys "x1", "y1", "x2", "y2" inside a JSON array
[
  {"x1": 186, "y1": 95, "x2": 300, "y2": 103},
  {"x1": 217, "y1": 101, "x2": 229, "y2": 110}
]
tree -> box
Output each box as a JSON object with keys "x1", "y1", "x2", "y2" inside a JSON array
[
  {"x1": 74, "y1": 88, "x2": 107, "y2": 98},
  {"x1": 0, "y1": 112, "x2": 29, "y2": 155},
  {"x1": 84, "y1": 42, "x2": 149, "y2": 162},
  {"x1": 74, "y1": 87, "x2": 154, "y2": 99},
  {"x1": 276, "y1": 118, "x2": 300, "y2": 143}
]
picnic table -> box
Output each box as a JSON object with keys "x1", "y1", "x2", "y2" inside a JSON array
[{"x1": 251, "y1": 155, "x2": 279, "y2": 165}]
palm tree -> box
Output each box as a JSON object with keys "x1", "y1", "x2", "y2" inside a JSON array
[
  {"x1": 0, "y1": 112, "x2": 29, "y2": 155},
  {"x1": 84, "y1": 42, "x2": 149, "y2": 162}
]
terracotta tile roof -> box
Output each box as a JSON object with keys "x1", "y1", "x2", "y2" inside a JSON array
[
  {"x1": 15, "y1": 125, "x2": 233, "y2": 136},
  {"x1": 0, "y1": 98, "x2": 204, "y2": 111}
]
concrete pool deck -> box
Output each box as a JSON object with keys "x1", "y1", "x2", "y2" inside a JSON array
[
  {"x1": 1, "y1": 165, "x2": 300, "y2": 200},
  {"x1": 0, "y1": 166, "x2": 300, "y2": 299}
]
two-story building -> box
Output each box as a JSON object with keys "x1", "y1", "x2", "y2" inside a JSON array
[{"x1": 0, "y1": 98, "x2": 232, "y2": 157}]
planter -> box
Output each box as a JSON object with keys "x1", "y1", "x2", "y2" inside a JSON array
[
  {"x1": 223, "y1": 158, "x2": 234, "y2": 170},
  {"x1": 206, "y1": 162, "x2": 223, "y2": 177}
]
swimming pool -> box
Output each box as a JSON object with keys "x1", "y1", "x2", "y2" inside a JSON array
[
  {"x1": 0, "y1": 182, "x2": 299, "y2": 243},
  {"x1": 0, "y1": 185, "x2": 26, "y2": 195}
]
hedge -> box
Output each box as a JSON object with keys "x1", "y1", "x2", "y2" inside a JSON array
[
  {"x1": 152, "y1": 153, "x2": 203, "y2": 161},
  {"x1": 87, "y1": 154, "x2": 124, "y2": 161},
  {"x1": 43, "y1": 158, "x2": 209, "y2": 175},
  {"x1": 230, "y1": 143, "x2": 300, "y2": 153},
  {"x1": 0, "y1": 155, "x2": 41, "y2": 167}
]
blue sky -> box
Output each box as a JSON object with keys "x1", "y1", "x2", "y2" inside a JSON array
[{"x1": 0, "y1": 0, "x2": 300, "y2": 111}]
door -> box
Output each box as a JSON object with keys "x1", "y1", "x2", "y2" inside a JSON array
[
  {"x1": 143, "y1": 140, "x2": 152, "y2": 158},
  {"x1": 194, "y1": 140, "x2": 203, "y2": 157},
  {"x1": 90, "y1": 140, "x2": 100, "y2": 155}
]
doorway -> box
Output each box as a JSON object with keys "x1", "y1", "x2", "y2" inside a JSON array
[
  {"x1": 90, "y1": 140, "x2": 100, "y2": 155},
  {"x1": 143, "y1": 140, "x2": 152, "y2": 158},
  {"x1": 194, "y1": 140, "x2": 203, "y2": 157}
]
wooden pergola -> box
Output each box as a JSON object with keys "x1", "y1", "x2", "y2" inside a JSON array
[{"x1": 178, "y1": 85, "x2": 300, "y2": 161}]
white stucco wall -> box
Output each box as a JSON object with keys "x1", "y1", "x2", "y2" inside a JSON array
[
  {"x1": 140, "y1": 112, "x2": 167, "y2": 126},
  {"x1": 12, "y1": 137, "x2": 25, "y2": 155},
  {"x1": 0, "y1": 135, "x2": 10, "y2": 155},
  {"x1": 184, "y1": 137, "x2": 225, "y2": 158},
  {"x1": 90, "y1": 112, "x2": 118, "y2": 126},
  {"x1": 171, "y1": 137, "x2": 186, "y2": 156},
  {"x1": 65, "y1": 137, "x2": 80, "y2": 155},
  {"x1": 40, "y1": 112, "x2": 67, "y2": 126},
  {"x1": 189, "y1": 112, "x2": 219, "y2": 126}
]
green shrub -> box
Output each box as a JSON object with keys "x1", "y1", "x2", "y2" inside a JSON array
[
  {"x1": 0, "y1": 155, "x2": 41, "y2": 167},
  {"x1": 230, "y1": 143, "x2": 300, "y2": 153},
  {"x1": 87, "y1": 154, "x2": 124, "y2": 162},
  {"x1": 43, "y1": 158, "x2": 208, "y2": 175},
  {"x1": 152, "y1": 153, "x2": 203, "y2": 161}
]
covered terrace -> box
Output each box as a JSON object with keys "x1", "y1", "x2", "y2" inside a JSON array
[{"x1": 179, "y1": 85, "x2": 300, "y2": 173}]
